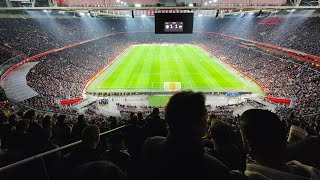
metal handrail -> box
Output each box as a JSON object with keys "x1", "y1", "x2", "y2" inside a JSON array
[{"x1": 0, "y1": 125, "x2": 126, "y2": 173}]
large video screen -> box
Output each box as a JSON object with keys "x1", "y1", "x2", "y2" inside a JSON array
[
  {"x1": 155, "y1": 13, "x2": 193, "y2": 34},
  {"x1": 164, "y1": 22, "x2": 184, "y2": 32}
]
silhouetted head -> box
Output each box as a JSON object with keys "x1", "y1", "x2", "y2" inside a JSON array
[
  {"x1": 78, "y1": 114, "x2": 86, "y2": 124},
  {"x1": 58, "y1": 114, "x2": 67, "y2": 124},
  {"x1": 129, "y1": 115, "x2": 138, "y2": 125},
  {"x1": 42, "y1": 115, "x2": 52, "y2": 129},
  {"x1": 165, "y1": 91, "x2": 207, "y2": 138},
  {"x1": 81, "y1": 124, "x2": 100, "y2": 149},
  {"x1": 24, "y1": 109, "x2": 35, "y2": 121},
  {"x1": 240, "y1": 109, "x2": 287, "y2": 168},
  {"x1": 210, "y1": 120, "x2": 233, "y2": 147},
  {"x1": 152, "y1": 108, "x2": 160, "y2": 116},
  {"x1": 137, "y1": 112, "x2": 143, "y2": 120}
]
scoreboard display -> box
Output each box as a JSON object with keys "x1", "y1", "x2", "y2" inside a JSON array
[
  {"x1": 164, "y1": 22, "x2": 184, "y2": 32},
  {"x1": 155, "y1": 13, "x2": 193, "y2": 34}
]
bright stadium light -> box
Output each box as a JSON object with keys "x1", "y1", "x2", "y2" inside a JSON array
[
  {"x1": 189, "y1": 3, "x2": 193, "y2": 6},
  {"x1": 120, "y1": 1, "x2": 123, "y2": 4},
  {"x1": 124, "y1": 2, "x2": 126, "y2": 5},
  {"x1": 204, "y1": 2, "x2": 207, "y2": 5},
  {"x1": 135, "y1": 4, "x2": 141, "y2": 7},
  {"x1": 209, "y1": 1, "x2": 212, "y2": 3},
  {"x1": 213, "y1": 0, "x2": 217, "y2": 2},
  {"x1": 116, "y1": 0, "x2": 120, "y2": 2}
]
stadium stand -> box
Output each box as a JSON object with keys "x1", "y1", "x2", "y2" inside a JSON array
[{"x1": 1, "y1": 13, "x2": 320, "y2": 180}]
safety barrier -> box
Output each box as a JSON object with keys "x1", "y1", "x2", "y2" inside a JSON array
[{"x1": 0, "y1": 125, "x2": 126, "y2": 173}]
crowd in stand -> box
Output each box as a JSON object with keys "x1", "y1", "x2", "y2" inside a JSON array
[
  {"x1": 0, "y1": 91, "x2": 320, "y2": 180},
  {"x1": 0, "y1": 17, "x2": 319, "y2": 113},
  {"x1": 0, "y1": 15, "x2": 320, "y2": 179},
  {"x1": 200, "y1": 35, "x2": 320, "y2": 116},
  {"x1": 0, "y1": 48, "x2": 12, "y2": 64}
]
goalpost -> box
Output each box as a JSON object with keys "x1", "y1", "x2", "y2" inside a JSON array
[{"x1": 164, "y1": 82, "x2": 182, "y2": 92}]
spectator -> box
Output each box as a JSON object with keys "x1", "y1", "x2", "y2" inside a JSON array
[
  {"x1": 54, "y1": 115, "x2": 71, "y2": 146},
  {"x1": 240, "y1": 109, "x2": 320, "y2": 180},
  {"x1": 71, "y1": 114, "x2": 88, "y2": 140},
  {"x1": 143, "y1": 107, "x2": 167, "y2": 138},
  {"x1": 139, "y1": 91, "x2": 229, "y2": 180},
  {"x1": 104, "y1": 134, "x2": 131, "y2": 174},
  {"x1": 68, "y1": 161, "x2": 127, "y2": 180},
  {"x1": 206, "y1": 120, "x2": 246, "y2": 171},
  {"x1": 124, "y1": 115, "x2": 144, "y2": 159},
  {"x1": 65, "y1": 124, "x2": 102, "y2": 169}
]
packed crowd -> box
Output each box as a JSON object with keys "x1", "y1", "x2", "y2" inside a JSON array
[
  {"x1": 1, "y1": 91, "x2": 320, "y2": 180},
  {"x1": 24, "y1": 35, "x2": 132, "y2": 110},
  {"x1": 0, "y1": 16, "x2": 318, "y2": 120},
  {"x1": 201, "y1": 35, "x2": 320, "y2": 116},
  {"x1": 205, "y1": 17, "x2": 320, "y2": 56},
  {"x1": 0, "y1": 48, "x2": 12, "y2": 64}
]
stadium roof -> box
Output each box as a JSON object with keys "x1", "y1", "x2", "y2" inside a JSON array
[{"x1": 0, "y1": 5, "x2": 320, "y2": 11}]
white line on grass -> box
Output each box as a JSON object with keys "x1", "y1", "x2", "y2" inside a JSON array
[
  {"x1": 128, "y1": 74, "x2": 136, "y2": 88},
  {"x1": 207, "y1": 77, "x2": 218, "y2": 88}
]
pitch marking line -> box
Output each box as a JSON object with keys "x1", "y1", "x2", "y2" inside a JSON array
[
  {"x1": 207, "y1": 77, "x2": 218, "y2": 88},
  {"x1": 128, "y1": 74, "x2": 136, "y2": 88}
]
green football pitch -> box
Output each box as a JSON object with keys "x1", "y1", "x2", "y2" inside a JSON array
[{"x1": 86, "y1": 45, "x2": 263, "y2": 94}]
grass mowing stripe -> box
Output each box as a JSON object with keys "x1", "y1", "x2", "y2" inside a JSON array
[{"x1": 87, "y1": 45, "x2": 263, "y2": 94}]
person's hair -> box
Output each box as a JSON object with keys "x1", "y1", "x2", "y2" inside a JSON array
[
  {"x1": 8, "y1": 114, "x2": 16, "y2": 124},
  {"x1": 129, "y1": 115, "x2": 138, "y2": 125},
  {"x1": 152, "y1": 108, "x2": 160, "y2": 116},
  {"x1": 16, "y1": 119, "x2": 29, "y2": 132},
  {"x1": 42, "y1": 115, "x2": 51, "y2": 128},
  {"x1": 81, "y1": 124, "x2": 100, "y2": 148},
  {"x1": 137, "y1": 112, "x2": 143, "y2": 120},
  {"x1": 210, "y1": 120, "x2": 233, "y2": 146},
  {"x1": 58, "y1": 115, "x2": 66, "y2": 124},
  {"x1": 130, "y1": 112, "x2": 135, "y2": 118},
  {"x1": 23, "y1": 109, "x2": 35, "y2": 121},
  {"x1": 165, "y1": 91, "x2": 207, "y2": 135},
  {"x1": 240, "y1": 109, "x2": 287, "y2": 162},
  {"x1": 78, "y1": 114, "x2": 85, "y2": 123}
]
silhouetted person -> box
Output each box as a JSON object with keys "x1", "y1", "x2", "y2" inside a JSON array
[
  {"x1": 143, "y1": 107, "x2": 167, "y2": 138},
  {"x1": 68, "y1": 161, "x2": 127, "y2": 180},
  {"x1": 104, "y1": 134, "x2": 131, "y2": 174},
  {"x1": 206, "y1": 120, "x2": 246, "y2": 171},
  {"x1": 139, "y1": 91, "x2": 229, "y2": 180},
  {"x1": 124, "y1": 115, "x2": 144, "y2": 159},
  {"x1": 54, "y1": 115, "x2": 71, "y2": 146},
  {"x1": 240, "y1": 109, "x2": 320, "y2": 180},
  {"x1": 71, "y1": 114, "x2": 88, "y2": 140},
  {"x1": 66, "y1": 124, "x2": 102, "y2": 169}
]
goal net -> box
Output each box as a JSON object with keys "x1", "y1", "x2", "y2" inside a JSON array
[{"x1": 164, "y1": 82, "x2": 181, "y2": 92}]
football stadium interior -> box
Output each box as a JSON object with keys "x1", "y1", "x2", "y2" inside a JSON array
[{"x1": 0, "y1": 0, "x2": 320, "y2": 179}]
